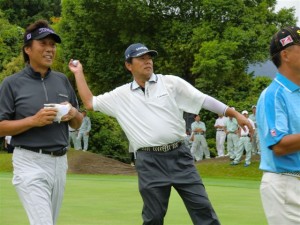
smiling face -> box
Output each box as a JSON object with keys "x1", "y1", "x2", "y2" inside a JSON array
[
  {"x1": 125, "y1": 53, "x2": 154, "y2": 86},
  {"x1": 24, "y1": 36, "x2": 57, "y2": 76}
]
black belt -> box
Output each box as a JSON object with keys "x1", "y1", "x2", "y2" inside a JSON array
[
  {"x1": 194, "y1": 132, "x2": 204, "y2": 135},
  {"x1": 241, "y1": 135, "x2": 250, "y2": 137},
  {"x1": 217, "y1": 130, "x2": 224, "y2": 131},
  {"x1": 69, "y1": 130, "x2": 77, "y2": 132},
  {"x1": 18, "y1": 146, "x2": 68, "y2": 156},
  {"x1": 138, "y1": 140, "x2": 182, "y2": 152}
]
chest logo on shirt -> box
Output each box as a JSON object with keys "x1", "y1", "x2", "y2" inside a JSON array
[
  {"x1": 270, "y1": 129, "x2": 277, "y2": 137},
  {"x1": 157, "y1": 93, "x2": 168, "y2": 98}
]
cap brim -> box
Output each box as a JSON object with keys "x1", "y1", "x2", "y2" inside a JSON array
[
  {"x1": 131, "y1": 50, "x2": 158, "y2": 58},
  {"x1": 33, "y1": 32, "x2": 61, "y2": 43}
]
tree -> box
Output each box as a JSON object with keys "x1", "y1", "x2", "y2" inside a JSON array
[
  {"x1": 56, "y1": 0, "x2": 296, "y2": 159},
  {"x1": 0, "y1": 0, "x2": 61, "y2": 28},
  {"x1": 191, "y1": 0, "x2": 295, "y2": 99},
  {"x1": 0, "y1": 11, "x2": 23, "y2": 73}
]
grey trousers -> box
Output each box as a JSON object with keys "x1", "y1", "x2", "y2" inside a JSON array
[{"x1": 135, "y1": 144, "x2": 220, "y2": 225}]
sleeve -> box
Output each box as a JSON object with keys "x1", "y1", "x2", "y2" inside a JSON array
[
  {"x1": 257, "y1": 88, "x2": 287, "y2": 149},
  {"x1": 214, "y1": 119, "x2": 218, "y2": 127},
  {"x1": 164, "y1": 75, "x2": 207, "y2": 114},
  {"x1": 93, "y1": 89, "x2": 120, "y2": 117},
  {"x1": 0, "y1": 78, "x2": 15, "y2": 121},
  {"x1": 202, "y1": 96, "x2": 228, "y2": 115},
  {"x1": 191, "y1": 123, "x2": 195, "y2": 132},
  {"x1": 202, "y1": 122, "x2": 207, "y2": 132},
  {"x1": 164, "y1": 75, "x2": 228, "y2": 115}
]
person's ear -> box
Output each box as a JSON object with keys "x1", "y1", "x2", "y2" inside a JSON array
[{"x1": 125, "y1": 61, "x2": 132, "y2": 72}]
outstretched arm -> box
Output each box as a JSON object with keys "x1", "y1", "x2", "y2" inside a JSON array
[
  {"x1": 68, "y1": 60, "x2": 94, "y2": 110},
  {"x1": 202, "y1": 96, "x2": 253, "y2": 134},
  {"x1": 225, "y1": 108, "x2": 253, "y2": 134}
]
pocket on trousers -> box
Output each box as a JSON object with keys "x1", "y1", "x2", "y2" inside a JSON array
[{"x1": 284, "y1": 177, "x2": 300, "y2": 207}]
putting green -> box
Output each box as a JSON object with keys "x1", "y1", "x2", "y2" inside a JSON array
[{"x1": 0, "y1": 173, "x2": 267, "y2": 225}]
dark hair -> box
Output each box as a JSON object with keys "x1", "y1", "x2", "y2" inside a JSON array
[
  {"x1": 271, "y1": 53, "x2": 281, "y2": 68},
  {"x1": 124, "y1": 57, "x2": 133, "y2": 73},
  {"x1": 125, "y1": 57, "x2": 133, "y2": 64},
  {"x1": 22, "y1": 20, "x2": 51, "y2": 63}
]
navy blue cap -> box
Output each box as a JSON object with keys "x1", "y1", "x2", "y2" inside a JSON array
[
  {"x1": 125, "y1": 43, "x2": 158, "y2": 60},
  {"x1": 24, "y1": 27, "x2": 61, "y2": 44}
]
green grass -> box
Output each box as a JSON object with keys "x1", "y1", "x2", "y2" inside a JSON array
[
  {"x1": 0, "y1": 173, "x2": 267, "y2": 225},
  {"x1": 0, "y1": 152, "x2": 13, "y2": 172},
  {"x1": 196, "y1": 157, "x2": 263, "y2": 180},
  {"x1": 0, "y1": 151, "x2": 267, "y2": 224},
  {"x1": 0, "y1": 150, "x2": 263, "y2": 179}
]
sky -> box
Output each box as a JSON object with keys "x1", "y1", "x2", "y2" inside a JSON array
[{"x1": 275, "y1": 0, "x2": 300, "y2": 26}]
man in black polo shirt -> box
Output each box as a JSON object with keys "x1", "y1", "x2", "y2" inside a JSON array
[{"x1": 0, "y1": 20, "x2": 83, "y2": 225}]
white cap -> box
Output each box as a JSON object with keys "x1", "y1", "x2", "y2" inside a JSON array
[{"x1": 242, "y1": 110, "x2": 248, "y2": 114}]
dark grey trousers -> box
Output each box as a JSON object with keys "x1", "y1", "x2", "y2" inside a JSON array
[{"x1": 135, "y1": 144, "x2": 220, "y2": 225}]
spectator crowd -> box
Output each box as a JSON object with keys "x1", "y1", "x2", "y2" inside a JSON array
[{"x1": 185, "y1": 105, "x2": 259, "y2": 167}]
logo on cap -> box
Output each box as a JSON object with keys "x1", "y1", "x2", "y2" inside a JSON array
[
  {"x1": 280, "y1": 35, "x2": 293, "y2": 47},
  {"x1": 125, "y1": 43, "x2": 158, "y2": 60},
  {"x1": 26, "y1": 33, "x2": 31, "y2": 41}
]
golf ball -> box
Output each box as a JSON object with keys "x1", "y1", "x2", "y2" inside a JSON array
[{"x1": 72, "y1": 60, "x2": 78, "y2": 66}]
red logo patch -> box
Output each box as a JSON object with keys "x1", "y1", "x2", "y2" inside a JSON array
[
  {"x1": 280, "y1": 35, "x2": 293, "y2": 46},
  {"x1": 270, "y1": 129, "x2": 277, "y2": 137}
]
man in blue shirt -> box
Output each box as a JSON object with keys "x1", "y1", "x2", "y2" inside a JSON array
[{"x1": 256, "y1": 26, "x2": 300, "y2": 225}]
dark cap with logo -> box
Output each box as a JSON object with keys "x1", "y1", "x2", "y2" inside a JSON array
[
  {"x1": 270, "y1": 26, "x2": 300, "y2": 57},
  {"x1": 125, "y1": 43, "x2": 158, "y2": 60},
  {"x1": 24, "y1": 27, "x2": 61, "y2": 44}
]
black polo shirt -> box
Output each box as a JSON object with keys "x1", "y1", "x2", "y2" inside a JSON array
[{"x1": 0, "y1": 65, "x2": 79, "y2": 151}]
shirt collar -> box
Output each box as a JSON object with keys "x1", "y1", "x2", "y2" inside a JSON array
[
  {"x1": 275, "y1": 72, "x2": 300, "y2": 92},
  {"x1": 130, "y1": 73, "x2": 158, "y2": 90},
  {"x1": 24, "y1": 64, "x2": 51, "y2": 79}
]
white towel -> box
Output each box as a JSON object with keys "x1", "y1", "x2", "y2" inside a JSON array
[{"x1": 44, "y1": 103, "x2": 71, "y2": 123}]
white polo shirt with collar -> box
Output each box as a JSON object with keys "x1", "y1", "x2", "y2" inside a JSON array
[{"x1": 93, "y1": 73, "x2": 207, "y2": 151}]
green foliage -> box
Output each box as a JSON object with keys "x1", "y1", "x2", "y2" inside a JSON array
[
  {"x1": 0, "y1": 54, "x2": 24, "y2": 82},
  {"x1": 87, "y1": 111, "x2": 129, "y2": 162},
  {"x1": 0, "y1": 0, "x2": 61, "y2": 28},
  {"x1": 0, "y1": 13, "x2": 23, "y2": 73},
  {"x1": 206, "y1": 137, "x2": 217, "y2": 157},
  {"x1": 191, "y1": 0, "x2": 283, "y2": 97},
  {"x1": 0, "y1": 0, "x2": 296, "y2": 163}
]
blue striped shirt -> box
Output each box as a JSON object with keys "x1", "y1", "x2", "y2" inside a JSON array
[{"x1": 256, "y1": 73, "x2": 300, "y2": 173}]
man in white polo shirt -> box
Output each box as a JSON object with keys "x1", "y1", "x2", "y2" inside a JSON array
[
  {"x1": 69, "y1": 43, "x2": 253, "y2": 225},
  {"x1": 214, "y1": 114, "x2": 227, "y2": 157}
]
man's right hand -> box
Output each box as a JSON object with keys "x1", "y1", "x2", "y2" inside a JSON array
[{"x1": 33, "y1": 107, "x2": 58, "y2": 127}]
